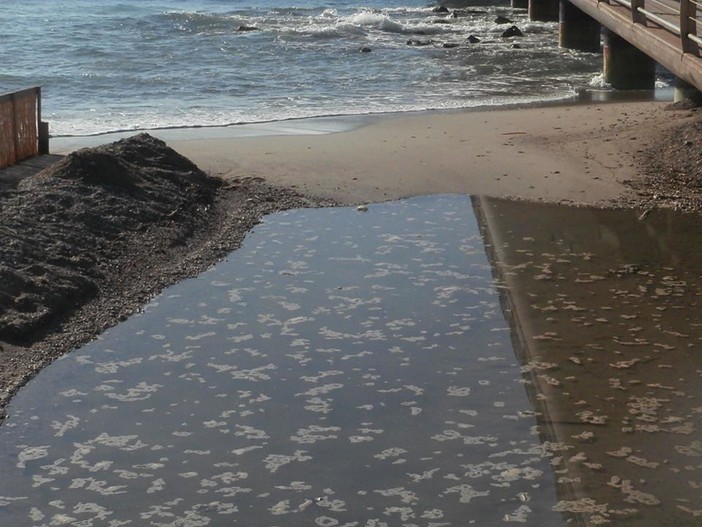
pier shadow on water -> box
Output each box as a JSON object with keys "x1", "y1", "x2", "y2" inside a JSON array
[{"x1": 0, "y1": 195, "x2": 701, "y2": 526}]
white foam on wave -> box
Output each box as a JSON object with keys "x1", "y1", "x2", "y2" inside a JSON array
[
  {"x1": 48, "y1": 88, "x2": 581, "y2": 138},
  {"x1": 166, "y1": 6, "x2": 430, "y2": 38},
  {"x1": 22, "y1": 0, "x2": 603, "y2": 138},
  {"x1": 277, "y1": 8, "x2": 421, "y2": 37},
  {"x1": 347, "y1": 11, "x2": 405, "y2": 33},
  {"x1": 588, "y1": 73, "x2": 610, "y2": 89}
]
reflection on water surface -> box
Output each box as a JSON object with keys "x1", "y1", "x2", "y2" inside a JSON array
[{"x1": 0, "y1": 195, "x2": 701, "y2": 526}]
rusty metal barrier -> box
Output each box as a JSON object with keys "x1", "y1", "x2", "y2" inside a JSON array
[{"x1": 0, "y1": 86, "x2": 48, "y2": 170}]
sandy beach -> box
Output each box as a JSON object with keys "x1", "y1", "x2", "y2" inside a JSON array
[
  {"x1": 165, "y1": 100, "x2": 695, "y2": 207},
  {"x1": 3, "y1": 98, "x2": 700, "y2": 418}
]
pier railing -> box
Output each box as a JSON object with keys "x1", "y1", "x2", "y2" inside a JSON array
[
  {"x1": 0, "y1": 86, "x2": 49, "y2": 170},
  {"x1": 600, "y1": 0, "x2": 701, "y2": 55}
]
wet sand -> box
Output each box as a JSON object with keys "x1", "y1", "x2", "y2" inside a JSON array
[{"x1": 166, "y1": 100, "x2": 696, "y2": 207}]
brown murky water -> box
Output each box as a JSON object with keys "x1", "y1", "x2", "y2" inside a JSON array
[
  {"x1": 0, "y1": 195, "x2": 700, "y2": 526},
  {"x1": 476, "y1": 197, "x2": 702, "y2": 526}
]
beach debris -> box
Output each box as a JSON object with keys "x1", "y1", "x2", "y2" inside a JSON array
[
  {"x1": 675, "y1": 440, "x2": 702, "y2": 457},
  {"x1": 552, "y1": 498, "x2": 609, "y2": 515},
  {"x1": 606, "y1": 446, "x2": 633, "y2": 458},
  {"x1": 504, "y1": 504, "x2": 532, "y2": 522},
  {"x1": 0, "y1": 134, "x2": 218, "y2": 340},
  {"x1": 608, "y1": 476, "x2": 661, "y2": 506},
  {"x1": 577, "y1": 411, "x2": 608, "y2": 425},
  {"x1": 638, "y1": 206, "x2": 654, "y2": 220},
  {"x1": 609, "y1": 359, "x2": 641, "y2": 369},
  {"x1": 610, "y1": 263, "x2": 641, "y2": 276}
]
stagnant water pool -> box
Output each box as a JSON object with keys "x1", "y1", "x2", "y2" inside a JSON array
[{"x1": 1, "y1": 195, "x2": 701, "y2": 526}]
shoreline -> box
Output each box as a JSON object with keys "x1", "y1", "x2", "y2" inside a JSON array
[
  {"x1": 50, "y1": 90, "x2": 671, "y2": 152},
  {"x1": 51, "y1": 87, "x2": 673, "y2": 150},
  {"x1": 53, "y1": 98, "x2": 692, "y2": 210},
  {"x1": 166, "y1": 99, "x2": 692, "y2": 207},
  {"x1": 2, "y1": 98, "x2": 701, "y2": 420}
]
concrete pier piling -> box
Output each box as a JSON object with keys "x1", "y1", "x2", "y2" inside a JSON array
[
  {"x1": 559, "y1": 0, "x2": 600, "y2": 53},
  {"x1": 529, "y1": 0, "x2": 559, "y2": 22},
  {"x1": 548, "y1": 0, "x2": 702, "y2": 96},
  {"x1": 602, "y1": 28, "x2": 655, "y2": 90},
  {"x1": 674, "y1": 76, "x2": 702, "y2": 102}
]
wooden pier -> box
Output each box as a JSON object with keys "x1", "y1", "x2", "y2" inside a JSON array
[{"x1": 527, "y1": 0, "x2": 702, "y2": 96}]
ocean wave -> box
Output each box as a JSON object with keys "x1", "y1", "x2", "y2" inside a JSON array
[
  {"x1": 5, "y1": 0, "x2": 604, "y2": 137},
  {"x1": 48, "y1": 87, "x2": 585, "y2": 138},
  {"x1": 163, "y1": 7, "x2": 465, "y2": 39}
]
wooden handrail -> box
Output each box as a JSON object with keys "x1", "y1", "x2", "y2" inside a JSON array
[
  {"x1": 631, "y1": 0, "x2": 646, "y2": 23},
  {"x1": 606, "y1": 0, "x2": 702, "y2": 55},
  {"x1": 681, "y1": 0, "x2": 699, "y2": 54}
]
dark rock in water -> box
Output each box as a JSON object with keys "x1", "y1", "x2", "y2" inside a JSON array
[
  {"x1": 359, "y1": 47, "x2": 372, "y2": 53},
  {"x1": 407, "y1": 39, "x2": 433, "y2": 46},
  {"x1": 467, "y1": 34, "x2": 481, "y2": 43},
  {"x1": 432, "y1": 5, "x2": 449, "y2": 12},
  {"x1": 494, "y1": 15, "x2": 513, "y2": 24},
  {"x1": 237, "y1": 25, "x2": 258, "y2": 32},
  {"x1": 433, "y1": 19, "x2": 452, "y2": 24},
  {"x1": 501, "y1": 25, "x2": 524, "y2": 38},
  {"x1": 0, "y1": 133, "x2": 219, "y2": 341},
  {"x1": 512, "y1": 43, "x2": 522, "y2": 49},
  {"x1": 442, "y1": 42, "x2": 460, "y2": 48}
]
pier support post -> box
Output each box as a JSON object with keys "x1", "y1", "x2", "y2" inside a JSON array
[
  {"x1": 529, "y1": 0, "x2": 559, "y2": 22},
  {"x1": 602, "y1": 29, "x2": 655, "y2": 90},
  {"x1": 674, "y1": 77, "x2": 702, "y2": 103},
  {"x1": 559, "y1": 1, "x2": 600, "y2": 52},
  {"x1": 512, "y1": 0, "x2": 529, "y2": 9}
]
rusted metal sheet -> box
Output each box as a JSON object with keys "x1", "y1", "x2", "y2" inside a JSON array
[
  {"x1": 0, "y1": 97, "x2": 17, "y2": 169},
  {"x1": 0, "y1": 87, "x2": 41, "y2": 170}
]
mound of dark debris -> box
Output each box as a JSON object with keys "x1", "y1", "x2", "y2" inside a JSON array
[
  {"x1": 628, "y1": 106, "x2": 702, "y2": 214},
  {"x1": 0, "y1": 133, "x2": 332, "y2": 414},
  {"x1": 1, "y1": 133, "x2": 219, "y2": 340}
]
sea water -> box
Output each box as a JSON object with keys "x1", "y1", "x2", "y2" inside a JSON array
[{"x1": 0, "y1": 0, "x2": 606, "y2": 137}]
